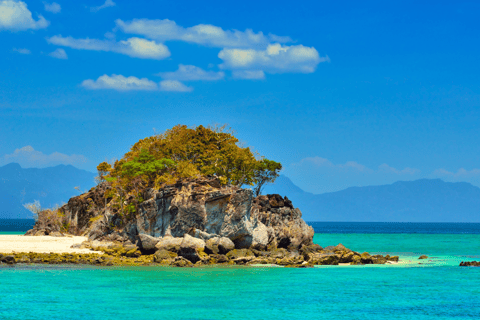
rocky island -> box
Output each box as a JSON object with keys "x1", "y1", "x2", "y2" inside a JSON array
[{"x1": 4, "y1": 125, "x2": 398, "y2": 267}]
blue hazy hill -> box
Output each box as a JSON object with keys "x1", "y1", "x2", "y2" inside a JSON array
[
  {"x1": 0, "y1": 163, "x2": 96, "y2": 219},
  {"x1": 264, "y1": 175, "x2": 480, "y2": 222}
]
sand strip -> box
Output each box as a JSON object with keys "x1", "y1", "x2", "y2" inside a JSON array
[{"x1": 0, "y1": 235, "x2": 102, "y2": 254}]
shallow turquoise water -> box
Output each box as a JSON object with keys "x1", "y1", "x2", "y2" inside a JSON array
[{"x1": 1, "y1": 233, "x2": 480, "y2": 319}]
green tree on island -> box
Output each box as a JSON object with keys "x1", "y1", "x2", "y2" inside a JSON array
[{"x1": 96, "y1": 124, "x2": 282, "y2": 217}]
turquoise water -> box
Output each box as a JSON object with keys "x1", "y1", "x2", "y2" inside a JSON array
[{"x1": 1, "y1": 232, "x2": 480, "y2": 319}]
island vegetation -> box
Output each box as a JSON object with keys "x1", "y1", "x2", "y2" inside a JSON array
[
  {"x1": 18, "y1": 124, "x2": 399, "y2": 268},
  {"x1": 96, "y1": 124, "x2": 282, "y2": 221}
]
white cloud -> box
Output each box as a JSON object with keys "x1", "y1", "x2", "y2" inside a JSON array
[
  {"x1": 48, "y1": 48, "x2": 67, "y2": 59},
  {"x1": 81, "y1": 75, "x2": 193, "y2": 92},
  {"x1": 43, "y1": 2, "x2": 60, "y2": 13},
  {"x1": 157, "y1": 64, "x2": 224, "y2": 81},
  {"x1": 90, "y1": 0, "x2": 115, "y2": 12},
  {"x1": 232, "y1": 70, "x2": 265, "y2": 80},
  {"x1": 1, "y1": 146, "x2": 86, "y2": 168},
  {"x1": 115, "y1": 18, "x2": 292, "y2": 49},
  {"x1": 159, "y1": 80, "x2": 193, "y2": 92},
  {"x1": 47, "y1": 35, "x2": 170, "y2": 60},
  {"x1": 81, "y1": 74, "x2": 159, "y2": 91},
  {"x1": 219, "y1": 43, "x2": 327, "y2": 74},
  {"x1": 13, "y1": 47, "x2": 30, "y2": 54},
  {"x1": 0, "y1": 0, "x2": 49, "y2": 31}
]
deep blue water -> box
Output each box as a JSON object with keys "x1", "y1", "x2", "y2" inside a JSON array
[{"x1": 1, "y1": 221, "x2": 480, "y2": 319}]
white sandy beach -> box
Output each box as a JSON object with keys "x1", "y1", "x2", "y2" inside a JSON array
[{"x1": 0, "y1": 235, "x2": 102, "y2": 254}]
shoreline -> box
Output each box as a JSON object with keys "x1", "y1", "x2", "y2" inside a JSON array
[{"x1": 0, "y1": 235, "x2": 103, "y2": 254}]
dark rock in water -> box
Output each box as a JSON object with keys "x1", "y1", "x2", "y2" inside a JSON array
[
  {"x1": 418, "y1": 255, "x2": 428, "y2": 259},
  {"x1": 1, "y1": 255, "x2": 16, "y2": 264},
  {"x1": 460, "y1": 261, "x2": 480, "y2": 267}
]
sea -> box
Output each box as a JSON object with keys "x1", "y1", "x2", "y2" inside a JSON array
[{"x1": 1, "y1": 220, "x2": 480, "y2": 320}]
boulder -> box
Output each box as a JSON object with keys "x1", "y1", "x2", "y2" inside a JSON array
[
  {"x1": 459, "y1": 261, "x2": 480, "y2": 267},
  {"x1": 155, "y1": 236, "x2": 183, "y2": 253},
  {"x1": 138, "y1": 234, "x2": 161, "y2": 251},
  {"x1": 418, "y1": 255, "x2": 428, "y2": 259},
  {"x1": 178, "y1": 234, "x2": 206, "y2": 263},
  {"x1": 205, "y1": 237, "x2": 235, "y2": 254}
]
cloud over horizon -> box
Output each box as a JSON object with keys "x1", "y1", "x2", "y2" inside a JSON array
[
  {"x1": 0, "y1": 0, "x2": 49, "y2": 31},
  {"x1": 0, "y1": 146, "x2": 87, "y2": 168},
  {"x1": 288, "y1": 156, "x2": 422, "y2": 193}
]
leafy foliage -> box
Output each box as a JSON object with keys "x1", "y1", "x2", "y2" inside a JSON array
[{"x1": 97, "y1": 124, "x2": 282, "y2": 219}]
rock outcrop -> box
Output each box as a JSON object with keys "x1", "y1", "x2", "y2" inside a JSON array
[
  {"x1": 23, "y1": 176, "x2": 399, "y2": 267},
  {"x1": 28, "y1": 177, "x2": 314, "y2": 252},
  {"x1": 460, "y1": 261, "x2": 480, "y2": 267}
]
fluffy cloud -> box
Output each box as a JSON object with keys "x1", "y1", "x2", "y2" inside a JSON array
[
  {"x1": 157, "y1": 64, "x2": 224, "y2": 81},
  {"x1": 159, "y1": 80, "x2": 193, "y2": 92},
  {"x1": 43, "y1": 2, "x2": 60, "y2": 13},
  {"x1": 0, "y1": 0, "x2": 49, "y2": 31},
  {"x1": 232, "y1": 70, "x2": 265, "y2": 80},
  {"x1": 81, "y1": 74, "x2": 158, "y2": 91},
  {"x1": 48, "y1": 48, "x2": 67, "y2": 59},
  {"x1": 13, "y1": 47, "x2": 30, "y2": 54},
  {"x1": 115, "y1": 18, "x2": 291, "y2": 49},
  {"x1": 218, "y1": 43, "x2": 327, "y2": 74},
  {"x1": 47, "y1": 35, "x2": 170, "y2": 60},
  {"x1": 90, "y1": 0, "x2": 115, "y2": 12},
  {"x1": 1, "y1": 146, "x2": 87, "y2": 168},
  {"x1": 81, "y1": 74, "x2": 192, "y2": 92}
]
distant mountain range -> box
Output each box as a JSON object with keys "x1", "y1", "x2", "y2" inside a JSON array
[
  {"x1": 0, "y1": 163, "x2": 96, "y2": 219},
  {"x1": 1, "y1": 163, "x2": 479, "y2": 222},
  {"x1": 264, "y1": 175, "x2": 480, "y2": 222}
]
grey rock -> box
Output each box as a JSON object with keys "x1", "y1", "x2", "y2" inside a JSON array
[
  {"x1": 178, "y1": 234, "x2": 206, "y2": 263},
  {"x1": 205, "y1": 237, "x2": 235, "y2": 254},
  {"x1": 138, "y1": 234, "x2": 161, "y2": 251},
  {"x1": 27, "y1": 177, "x2": 314, "y2": 252},
  {"x1": 155, "y1": 236, "x2": 183, "y2": 253}
]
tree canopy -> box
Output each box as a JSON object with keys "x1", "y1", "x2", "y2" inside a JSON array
[{"x1": 97, "y1": 124, "x2": 282, "y2": 216}]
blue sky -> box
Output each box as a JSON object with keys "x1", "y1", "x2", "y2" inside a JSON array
[{"x1": 1, "y1": 0, "x2": 480, "y2": 193}]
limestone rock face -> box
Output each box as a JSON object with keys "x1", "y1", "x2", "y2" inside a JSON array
[{"x1": 28, "y1": 177, "x2": 314, "y2": 251}]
